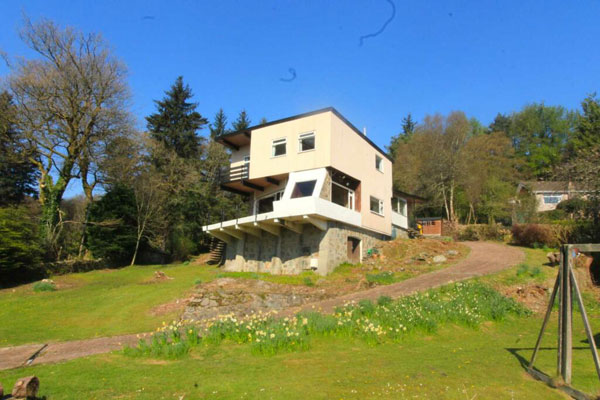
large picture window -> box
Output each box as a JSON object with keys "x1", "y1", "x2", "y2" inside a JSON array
[
  {"x1": 272, "y1": 138, "x2": 287, "y2": 157},
  {"x1": 291, "y1": 180, "x2": 317, "y2": 198},
  {"x1": 332, "y1": 182, "x2": 355, "y2": 210},
  {"x1": 255, "y1": 191, "x2": 284, "y2": 214},
  {"x1": 298, "y1": 132, "x2": 315, "y2": 152},
  {"x1": 370, "y1": 196, "x2": 384, "y2": 215}
]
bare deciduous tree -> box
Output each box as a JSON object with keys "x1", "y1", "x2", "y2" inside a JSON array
[{"x1": 6, "y1": 18, "x2": 132, "y2": 252}]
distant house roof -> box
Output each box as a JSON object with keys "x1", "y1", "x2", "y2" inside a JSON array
[
  {"x1": 393, "y1": 189, "x2": 426, "y2": 202},
  {"x1": 215, "y1": 107, "x2": 394, "y2": 162},
  {"x1": 518, "y1": 181, "x2": 589, "y2": 193}
]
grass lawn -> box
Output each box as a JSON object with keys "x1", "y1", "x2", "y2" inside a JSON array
[
  {"x1": 0, "y1": 263, "x2": 221, "y2": 346},
  {"x1": 1, "y1": 316, "x2": 596, "y2": 399},
  {"x1": 0, "y1": 238, "x2": 467, "y2": 347}
]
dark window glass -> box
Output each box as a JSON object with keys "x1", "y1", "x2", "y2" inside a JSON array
[{"x1": 291, "y1": 180, "x2": 316, "y2": 198}]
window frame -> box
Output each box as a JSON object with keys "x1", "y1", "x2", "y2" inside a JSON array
[
  {"x1": 331, "y1": 181, "x2": 355, "y2": 210},
  {"x1": 271, "y1": 138, "x2": 287, "y2": 158},
  {"x1": 375, "y1": 155, "x2": 384, "y2": 172},
  {"x1": 254, "y1": 190, "x2": 284, "y2": 214},
  {"x1": 291, "y1": 180, "x2": 317, "y2": 199},
  {"x1": 543, "y1": 194, "x2": 562, "y2": 204},
  {"x1": 298, "y1": 131, "x2": 316, "y2": 153},
  {"x1": 369, "y1": 196, "x2": 384, "y2": 216},
  {"x1": 392, "y1": 197, "x2": 407, "y2": 216}
]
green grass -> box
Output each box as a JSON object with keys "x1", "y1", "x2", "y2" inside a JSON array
[
  {"x1": 482, "y1": 246, "x2": 557, "y2": 287},
  {"x1": 0, "y1": 263, "x2": 220, "y2": 346},
  {"x1": 1, "y1": 316, "x2": 591, "y2": 399}
]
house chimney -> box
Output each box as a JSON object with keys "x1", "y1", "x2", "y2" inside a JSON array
[{"x1": 363, "y1": 127, "x2": 367, "y2": 136}]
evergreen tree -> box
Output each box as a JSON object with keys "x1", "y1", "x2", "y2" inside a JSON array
[
  {"x1": 387, "y1": 113, "x2": 417, "y2": 161},
  {"x1": 0, "y1": 91, "x2": 38, "y2": 206},
  {"x1": 401, "y1": 113, "x2": 416, "y2": 137},
  {"x1": 210, "y1": 108, "x2": 229, "y2": 139},
  {"x1": 489, "y1": 113, "x2": 511, "y2": 134},
  {"x1": 232, "y1": 110, "x2": 251, "y2": 131},
  {"x1": 146, "y1": 76, "x2": 208, "y2": 159}
]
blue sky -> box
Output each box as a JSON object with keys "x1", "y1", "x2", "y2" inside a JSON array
[{"x1": 1, "y1": 0, "x2": 600, "y2": 195}]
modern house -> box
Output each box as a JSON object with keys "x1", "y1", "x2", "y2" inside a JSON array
[
  {"x1": 202, "y1": 107, "x2": 418, "y2": 275},
  {"x1": 516, "y1": 181, "x2": 589, "y2": 212}
]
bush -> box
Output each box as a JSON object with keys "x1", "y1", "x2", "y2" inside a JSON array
[
  {"x1": 33, "y1": 280, "x2": 56, "y2": 292},
  {"x1": 303, "y1": 277, "x2": 314, "y2": 287},
  {"x1": 86, "y1": 185, "x2": 138, "y2": 266},
  {"x1": 0, "y1": 205, "x2": 44, "y2": 285},
  {"x1": 516, "y1": 264, "x2": 542, "y2": 278},
  {"x1": 511, "y1": 223, "x2": 575, "y2": 247},
  {"x1": 457, "y1": 224, "x2": 510, "y2": 242}
]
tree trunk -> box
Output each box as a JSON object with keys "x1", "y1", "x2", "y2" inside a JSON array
[{"x1": 131, "y1": 234, "x2": 141, "y2": 266}]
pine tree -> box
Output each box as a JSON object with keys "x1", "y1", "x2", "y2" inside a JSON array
[
  {"x1": 146, "y1": 76, "x2": 208, "y2": 159},
  {"x1": 232, "y1": 110, "x2": 251, "y2": 131},
  {"x1": 0, "y1": 91, "x2": 38, "y2": 206},
  {"x1": 387, "y1": 113, "x2": 417, "y2": 161},
  {"x1": 210, "y1": 109, "x2": 229, "y2": 139},
  {"x1": 401, "y1": 113, "x2": 416, "y2": 137}
]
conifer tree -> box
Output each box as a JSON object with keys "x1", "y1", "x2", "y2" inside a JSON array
[
  {"x1": 210, "y1": 109, "x2": 229, "y2": 139},
  {"x1": 232, "y1": 110, "x2": 251, "y2": 131},
  {"x1": 146, "y1": 76, "x2": 208, "y2": 159}
]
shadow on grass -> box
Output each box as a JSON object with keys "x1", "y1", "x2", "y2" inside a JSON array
[{"x1": 506, "y1": 346, "x2": 596, "y2": 372}]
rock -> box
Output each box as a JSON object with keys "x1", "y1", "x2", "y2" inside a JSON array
[
  {"x1": 12, "y1": 376, "x2": 39, "y2": 399},
  {"x1": 433, "y1": 255, "x2": 447, "y2": 264},
  {"x1": 547, "y1": 252, "x2": 560, "y2": 266},
  {"x1": 446, "y1": 250, "x2": 458, "y2": 256}
]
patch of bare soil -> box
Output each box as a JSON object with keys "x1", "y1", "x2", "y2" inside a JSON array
[
  {"x1": 502, "y1": 284, "x2": 550, "y2": 313},
  {"x1": 360, "y1": 237, "x2": 468, "y2": 275},
  {"x1": 140, "y1": 270, "x2": 174, "y2": 285},
  {"x1": 182, "y1": 278, "x2": 333, "y2": 321},
  {"x1": 191, "y1": 253, "x2": 211, "y2": 265},
  {"x1": 149, "y1": 296, "x2": 192, "y2": 316}
]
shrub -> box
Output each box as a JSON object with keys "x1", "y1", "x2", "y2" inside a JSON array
[
  {"x1": 33, "y1": 280, "x2": 56, "y2": 292},
  {"x1": 86, "y1": 184, "x2": 138, "y2": 266},
  {"x1": 516, "y1": 264, "x2": 542, "y2": 279},
  {"x1": 303, "y1": 277, "x2": 314, "y2": 287},
  {"x1": 366, "y1": 271, "x2": 395, "y2": 285},
  {"x1": 457, "y1": 224, "x2": 510, "y2": 242},
  {"x1": 511, "y1": 223, "x2": 576, "y2": 247},
  {"x1": 0, "y1": 205, "x2": 44, "y2": 285}
]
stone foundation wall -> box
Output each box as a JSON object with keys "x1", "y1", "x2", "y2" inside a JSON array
[{"x1": 223, "y1": 221, "x2": 388, "y2": 275}]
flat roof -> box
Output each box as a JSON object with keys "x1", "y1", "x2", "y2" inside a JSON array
[{"x1": 216, "y1": 107, "x2": 394, "y2": 162}]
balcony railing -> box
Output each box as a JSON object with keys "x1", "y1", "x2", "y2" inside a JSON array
[{"x1": 219, "y1": 164, "x2": 249, "y2": 184}]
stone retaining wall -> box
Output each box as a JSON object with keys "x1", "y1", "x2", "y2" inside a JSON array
[{"x1": 223, "y1": 221, "x2": 387, "y2": 275}]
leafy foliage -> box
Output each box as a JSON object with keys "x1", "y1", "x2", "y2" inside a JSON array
[
  {"x1": 0, "y1": 205, "x2": 43, "y2": 284},
  {"x1": 0, "y1": 92, "x2": 38, "y2": 206},
  {"x1": 86, "y1": 184, "x2": 138, "y2": 265}
]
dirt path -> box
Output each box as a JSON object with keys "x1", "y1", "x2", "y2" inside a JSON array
[
  {"x1": 0, "y1": 242, "x2": 523, "y2": 371},
  {"x1": 281, "y1": 241, "x2": 525, "y2": 316}
]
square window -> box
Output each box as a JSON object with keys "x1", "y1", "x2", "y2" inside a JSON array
[
  {"x1": 272, "y1": 138, "x2": 286, "y2": 157},
  {"x1": 291, "y1": 180, "x2": 317, "y2": 198},
  {"x1": 299, "y1": 132, "x2": 315, "y2": 152},
  {"x1": 370, "y1": 196, "x2": 384, "y2": 215},
  {"x1": 375, "y1": 155, "x2": 384, "y2": 172}
]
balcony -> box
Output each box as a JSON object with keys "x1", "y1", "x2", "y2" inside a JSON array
[
  {"x1": 218, "y1": 163, "x2": 283, "y2": 196},
  {"x1": 219, "y1": 164, "x2": 249, "y2": 184}
]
